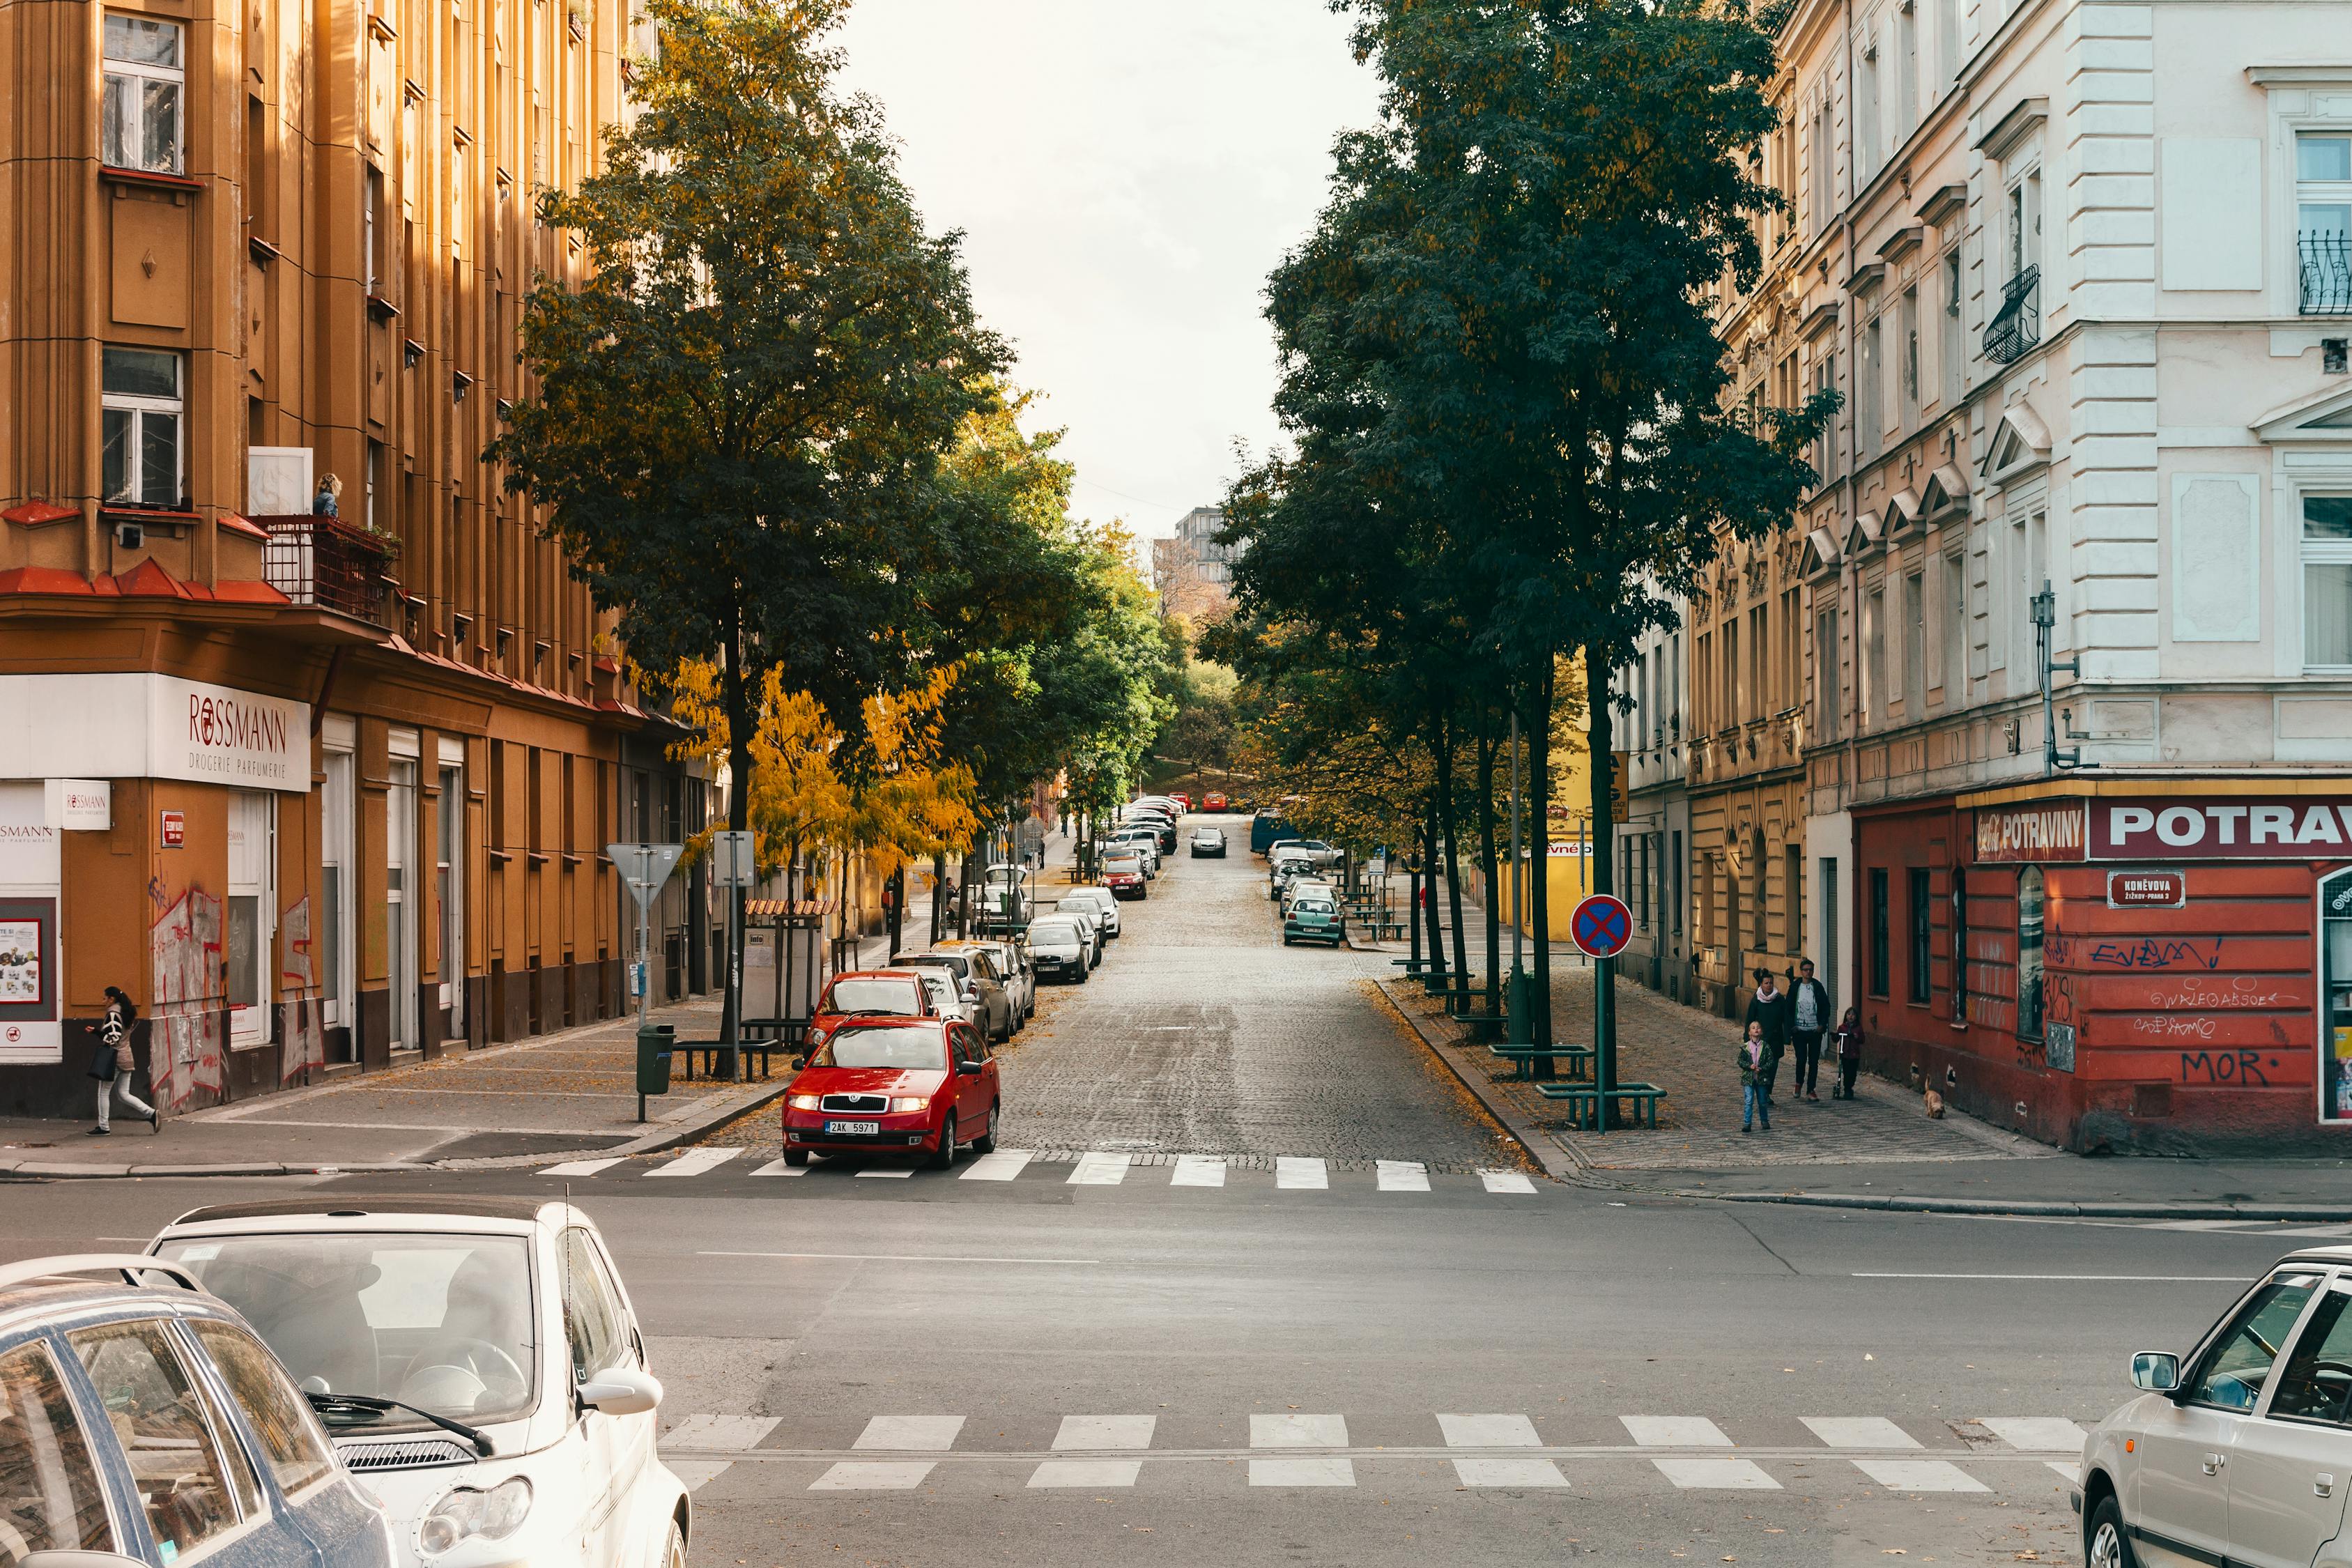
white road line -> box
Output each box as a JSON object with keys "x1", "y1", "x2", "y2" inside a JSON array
[
  {"x1": 1438, "y1": 1413, "x2": 1541, "y2": 1448},
  {"x1": 1979, "y1": 1417, "x2": 2090, "y2": 1451},
  {"x1": 2047, "y1": 1461, "x2": 2082, "y2": 1482},
  {"x1": 854, "y1": 1415, "x2": 964, "y2": 1451},
  {"x1": 1801, "y1": 1417, "x2": 1920, "y2": 1450},
  {"x1": 1453, "y1": 1457, "x2": 1568, "y2": 1488},
  {"x1": 2149, "y1": 1218, "x2": 2270, "y2": 1231},
  {"x1": 2270, "y1": 1223, "x2": 2352, "y2": 1237},
  {"x1": 1249, "y1": 1457, "x2": 1355, "y2": 1486},
  {"x1": 748, "y1": 1159, "x2": 807, "y2": 1177},
  {"x1": 1054, "y1": 1415, "x2": 1156, "y2": 1450},
  {"x1": 960, "y1": 1150, "x2": 1033, "y2": 1181},
  {"x1": 809, "y1": 1461, "x2": 932, "y2": 1491},
  {"x1": 1170, "y1": 1155, "x2": 1226, "y2": 1187},
  {"x1": 665, "y1": 1415, "x2": 781, "y2": 1449},
  {"x1": 1622, "y1": 1416, "x2": 1733, "y2": 1448},
  {"x1": 1376, "y1": 1160, "x2": 1430, "y2": 1192},
  {"x1": 1854, "y1": 1273, "x2": 2245, "y2": 1282},
  {"x1": 1028, "y1": 1460, "x2": 1142, "y2": 1488},
  {"x1": 1855, "y1": 1459, "x2": 1990, "y2": 1493},
  {"x1": 700, "y1": 1250, "x2": 1100, "y2": 1265},
  {"x1": 1068, "y1": 1151, "x2": 1131, "y2": 1185},
  {"x1": 1479, "y1": 1170, "x2": 1538, "y2": 1194},
  {"x1": 1252, "y1": 1413, "x2": 1347, "y2": 1448},
  {"x1": 666, "y1": 1461, "x2": 732, "y2": 1492},
  {"x1": 1275, "y1": 1157, "x2": 1328, "y2": 1190},
  {"x1": 647, "y1": 1147, "x2": 742, "y2": 1178},
  {"x1": 1652, "y1": 1458, "x2": 1780, "y2": 1490},
  {"x1": 854, "y1": 1166, "x2": 914, "y2": 1179},
  {"x1": 540, "y1": 1157, "x2": 624, "y2": 1176}
]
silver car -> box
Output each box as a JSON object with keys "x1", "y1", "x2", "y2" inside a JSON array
[
  {"x1": 942, "y1": 937, "x2": 1034, "y2": 1027},
  {"x1": 1058, "y1": 886, "x2": 1123, "y2": 939},
  {"x1": 900, "y1": 951, "x2": 1015, "y2": 1042}
]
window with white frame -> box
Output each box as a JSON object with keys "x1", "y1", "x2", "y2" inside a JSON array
[
  {"x1": 1857, "y1": 316, "x2": 1882, "y2": 461},
  {"x1": 1809, "y1": 86, "x2": 1834, "y2": 236},
  {"x1": 2006, "y1": 164, "x2": 2043, "y2": 283},
  {"x1": 1940, "y1": 548, "x2": 1967, "y2": 699},
  {"x1": 2304, "y1": 495, "x2": 2352, "y2": 668},
  {"x1": 100, "y1": 346, "x2": 182, "y2": 505},
  {"x1": 1858, "y1": 30, "x2": 1882, "y2": 180},
  {"x1": 1815, "y1": 606, "x2": 1841, "y2": 739},
  {"x1": 1899, "y1": 287, "x2": 1921, "y2": 424},
  {"x1": 1865, "y1": 583, "x2": 1886, "y2": 722},
  {"x1": 1935, "y1": 0, "x2": 1960, "y2": 87},
  {"x1": 2298, "y1": 132, "x2": 2351, "y2": 316},
  {"x1": 1896, "y1": 1, "x2": 1919, "y2": 146},
  {"x1": 102, "y1": 13, "x2": 184, "y2": 174},
  {"x1": 1939, "y1": 250, "x2": 1964, "y2": 406}
]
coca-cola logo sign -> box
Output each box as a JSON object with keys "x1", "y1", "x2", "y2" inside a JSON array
[{"x1": 2091, "y1": 799, "x2": 2352, "y2": 860}]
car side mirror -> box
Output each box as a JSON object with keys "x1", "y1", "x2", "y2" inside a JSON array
[
  {"x1": 958, "y1": 1058, "x2": 983, "y2": 1075},
  {"x1": 790, "y1": 1056, "x2": 806, "y2": 1071},
  {"x1": 578, "y1": 1365, "x2": 663, "y2": 1416},
  {"x1": 2130, "y1": 1351, "x2": 2181, "y2": 1393}
]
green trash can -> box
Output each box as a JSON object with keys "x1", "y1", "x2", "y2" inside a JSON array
[
  {"x1": 636, "y1": 1023, "x2": 674, "y2": 1097},
  {"x1": 1503, "y1": 967, "x2": 1535, "y2": 1039}
]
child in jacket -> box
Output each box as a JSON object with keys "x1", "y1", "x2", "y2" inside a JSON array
[
  {"x1": 1737, "y1": 1020, "x2": 1772, "y2": 1132},
  {"x1": 1830, "y1": 1008, "x2": 1866, "y2": 1100}
]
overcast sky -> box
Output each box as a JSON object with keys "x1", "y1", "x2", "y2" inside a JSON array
[{"x1": 833, "y1": 3, "x2": 1383, "y2": 543}]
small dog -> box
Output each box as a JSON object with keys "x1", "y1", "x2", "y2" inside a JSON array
[{"x1": 1923, "y1": 1089, "x2": 1946, "y2": 1119}]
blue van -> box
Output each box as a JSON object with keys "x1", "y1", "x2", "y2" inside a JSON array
[{"x1": 1250, "y1": 810, "x2": 1295, "y2": 857}]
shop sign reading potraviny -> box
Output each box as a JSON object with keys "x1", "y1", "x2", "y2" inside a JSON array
[
  {"x1": 1973, "y1": 801, "x2": 2087, "y2": 863},
  {"x1": 2089, "y1": 797, "x2": 2352, "y2": 860}
]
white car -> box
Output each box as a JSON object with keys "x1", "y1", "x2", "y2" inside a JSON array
[
  {"x1": 942, "y1": 937, "x2": 1034, "y2": 1025},
  {"x1": 151, "y1": 1198, "x2": 691, "y2": 1568},
  {"x1": 2077, "y1": 1245, "x2": 2352, "y2": 1568},
  {"x1": 1058, "y1": 886, "x2": 1123, "y2": 939},
  {"x1": 1106, "y1": 829, "x2": 1162, "y2": 873}
]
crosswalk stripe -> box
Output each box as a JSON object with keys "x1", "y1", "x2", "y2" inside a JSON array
[
  {"x1": 1054, "y1": 1415, "x2": 1156, "y2": 1450},
  {"x1": 1854, "y1": 1459, "x2": 1989, "y2": 1493},
  {"x1": 2047, "y1": 1461, "x2": 2082, "y2": 1482},
  {"x1": 1801, "y1": 1416, "x2": 1919, "y2": 1450},
  {"x1": 1438, "y1": 1413, "x2": 1539, "y2": 1447},
  {"x1": 1252, "y1": 1413, "x2": 1347, "y2": 1447},
  {"x1": 1068, "y1": 1151, "x2": 1130, "y2": 1185},
  {"x1": 1275, "y1": 1156, "x2": 1328, "y2": 1190},
  {"x1": 810, "y1": 1461, "x2": 932, "y2": 1491},
  {"x1": 1028, "y1": 1459, "x2": 1141, "y2": 1488},
  {"x1": 666, "y1": 1460, "x2": 732, "y2": 1492},
  {"x1": 1170, "y1": 1155, "x2": 1226, "y2": 1187},
  {"x1": 666, "y1": 1415, "x2": 780, "y2": 1449},
  {"x1": 1652, "y1": 1457, "x2": 1779, "y2": 1490},
  {"x1": 854, "y1": 1166, "x2": 914, "y2": 1179},
  {"x1": 1249, "y1": 1456, "x2": 1355, "y2": 1486},
  {"x1": 1454, "y1": 1457, "x2": 1568, "y2": 1488},
  {"x1": 1622, "y1": 1416, "x2": 1732, "y2": 1448},
  {"x1": 2270, "y1": 1223, "x2": 2352, "y2": 1237},
  {"x1": 540, "y1": 1157, "x2": 624, "y2": 1176},
  {"x1": 960, "y1": 1150, "x2": 1033, "y2": 1181},
  {"x1": 1376, "y1": 1160, "x2": 1430, "y2": 1192},
  {"x1": 649, "y1": 1147, "x2": 741, "y2": 1178},
  {"x1": 1479, "y1": 1169, "x2": 1537, "y2": 1194},
  {"x1": 749, "y1": 1158, "x2": 807, "y2": 1177},
  {"x1": 1978, "y1": 1417, "x2": 2089, "y2": 1451},
  {"x1": 855, "y1": 1415, "x2": 964, "y2": 1451}
]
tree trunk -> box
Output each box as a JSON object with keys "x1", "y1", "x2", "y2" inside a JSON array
[
  {"x1": 886, "y1": 866, "x2": 904, "y2": 959},
  {"x1": 721, "y1": 617, "x2": 753, "y2": 1055},
  {"x1": 1420, "y1": 788, "x2": 1446, "y2": 983},
  {"x1": 1474, "y1": 720, "x2": 1501, "y2": 1043},
  {"x1": 1530, "y1": 657, "x2": 1555, "y2": 1056},
  {"x1": 929, "y1": 852, "x2": 947, "y2": 944},
  {"x1": 1435, "y1": 709, "x2": 1470, "y2": 1010},
  {"x1": 1588, "y1": 647, "x2": 1620, "y2": 1118}
]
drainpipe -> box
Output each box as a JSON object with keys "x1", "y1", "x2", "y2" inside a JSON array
[{"x1": 1839, "y1": 0, "x2": 1862, "y2": 996}]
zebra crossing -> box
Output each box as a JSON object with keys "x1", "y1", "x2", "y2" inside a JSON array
[
  {"x1": 539, "y1": 1146, "x2": 1545, "y2": 1196},
  {"x1": 654, "y1": 1408, "x2": 2090, "y2": 1496}
]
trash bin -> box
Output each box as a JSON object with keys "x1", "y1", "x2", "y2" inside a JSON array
[
  {"x1": 636, "y1": 1023, "x2": 674, "y2": 1097},
  {"x1": 1503, "y1": 967, "x2": 1534, "y2": 1039}
]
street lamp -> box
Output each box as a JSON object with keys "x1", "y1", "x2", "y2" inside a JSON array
[{"x1": 2031, "y1": 578, "x2": 2080, "y2": 776}]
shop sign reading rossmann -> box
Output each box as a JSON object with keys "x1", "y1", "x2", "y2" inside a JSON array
[
  {"x1": 0, "y1": 674, "x2": 309, "y2": 792},
  {"x1": 2090, "y1": 797, "x2": 2352, "y2": 860}
]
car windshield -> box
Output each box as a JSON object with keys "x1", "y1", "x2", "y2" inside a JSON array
[
  {"x1": 907, "y1": 955, "x2": 969, "y2": 980},
  {"x1": 155, "y1": 1231, "x2": 537, "y2": 1428},
  {"x1": 815, "y1": 1027, "x2": 949, "y2": 1070},
  {"x1": 824, "y1": 977, "x2": 925, "y2": 1015},
  {"x1": 1030, "y1": 919, "x2": 1081, "y2": 944},
  {"x1": 918, "y1": 974, "x2": 955, "y2": 1007}
]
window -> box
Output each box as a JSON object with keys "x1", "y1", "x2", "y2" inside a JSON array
[
  {"x1": 1725, "y1": 615, "x2": 1742, "y2": 723},
  {"x1": 2015, "y1": 864, "x2": 2045, "y2": 1042},
  {"x1": 1671, "y1": 830, "x2": 1684, "y2": 935},
  {"x1": 439, "y1": 764, "x2": 466, "y2": 1036},
  {"x1": 1858, "y1": 33, "x2": 1882, "y2": 180},
  {"x1": 322, "y1": 746, "x2": 355, "y2": 1039},
  {"x1": 1812, "y1": 350, "x2": 1839, "y2": 481},
  {"x1": 1907, "y1": 866, "x2": 1932, "y2": 1003},
  {"x1": 1940, "y1": 250, "x2": 1965, "y2": 406},
  {"x1": 1903, "y1": 571, "x2": 1926, "y2": 718},
  {"x1": 562, "y1": 1230, "x2": 632, "y2": 1379},
  {"x1": 67, "y1": 1321, "x2": 249, "y2": 1558},
  {"x1": 100, "y1": 346, "x2": 182, "y2": 506},
  {"x1": 2186, "y1": 1272, "x2": 2323, "y2": 1413},
  {"x1": 1858, "y1": 318, "x2": 1882, "y2": 461},
  {"x1": 2269, "y1": 1279, "x2": 2352, "y2": 1426},
  {"x1": 227, "y1": 791, "x2": 276, "y2": 1046},
  {"x1": 1899, "y1": 288, "x2": 1921, "y2": 423},
  {"x1": 187, "y1": 1320, "x2": 339, "y2": 1498},
  {"x1": 0, "y1": 1339, "x2": 116, "y2": 1558},
  {"x1": 1896, "y1": 1, "x2": 1919, "y2": 145},
  {"x1": 1820, "y1": 857, "x2": 1841, "y2": 1004},
  {"x1": 1935, "y1": 0, "x2": 1960, "y2": 86},
  {"x1": 1749, "y1": 604, "x2": 1767, "y2": 714},
  {"x1": 102, "y1": 13, "x2": 183, "y2": 174},
  {"x1": 1809, "y1": 89, "x2": 1834, "y2": 236},
  {"x1": 2007, "y1": 167, "x2": 2043, "y2": 283},
  {"x1": 2297, "y1": 132, "x2": 2351, "y2": 316},
  {"x1": 1815, "y1": 606, "x2": 1841, "y2": 739},
  {"x1": 1786, "y1": 845, "x2": 1804, "y2": 962},
  {"x1": 2303, "y1": 495, "x2": 2352, "y2": 668},
  {"x1": 1951, "y1": 867, "x2": 1968, "y2": 1022},
  {"x1": 1940, "y1": 549, "x2": 1967, "y2": 699},
  {"x1": 1868, "y1": 868, "x2": 1890, "y2": 997},
  {"x1": 2013, "y1": 510, "x2": 2049, "y2": 679},
  {"x1": 1866, "y1": 585, "x2": 1887, "y2": 722}
]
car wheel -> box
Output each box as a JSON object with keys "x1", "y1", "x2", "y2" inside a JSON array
[
  {"x1": 2085, "y1": 1496, "x2": 2135, "y2": 1568},
  {"x1": 928, "y1": 1112, "x2": 958, "y2": 1169},
  {"x1": 974, "y1": 1102, "x2": 1000, "y2": 1155},
  {"x1": 663, "y1": 1516, "x2": 687, "y2": 1568},
  {"x1": 784, "y1": 1148, "x2": 810, "y2": 1167}
]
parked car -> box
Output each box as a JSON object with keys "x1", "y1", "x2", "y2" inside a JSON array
[
  {"x1": 1191, "y1": 827, "x2": 1227, "y2": 858},
  {"x1": 899, "y1": 951, "x2": 1015, "y2": 1043},
  {"x1": 913, "y1": 969, "x2": 968, "y2": 1024},
  {"x1": 1167, "y1": 792, "x2": 1192, "y2": 812},
  {"x1": 1052, "y1": 900, "x2": 1105, "y2": 965},
  {"x1": 149, "y1": 1198, "x2": 688, "y2": 1568},
  {"x1": 1284, "y1": 893, "x2": 1346, "y2": 946},
  {"x1": 1281, "y1": 877, "x2": 1337, "y2": 917},
  {"x1": 1282, "y1": 839, "x2": 1345, "y2": 870},
  {"x1": 1058, "y1": 886, "x2": 1123, "y2": 940},
  {"x1": 940, "y1": 937, "x2": 1034, "y2": 1026},
  {"x1": 1027, "y1": 915, "x2": 1092, "y2": 983},
  {"x1": 1269, "y1": 852, "x2": 1317, "y2": 900},
  {"x1": 779, "y1": 1015, "x2": 999, "y2": 1167},
  {"x1": 1105, "y1": 828, "x2": 1161, "y2": 874},
  {"x1": 1250, "y1": 811, "x2": 1297, "y2": 856},
  {"x1": 2076, "y1": 1245, "x2": 2352, "y2": 1568},
  {"x1": 1204, "y1": 792, "x2": 1229, "y2": 812},
  {"x1": 0, "y1": 1252, "x2": 400, "y2": 1568},
  {"x1": 977, "y1": 866, "x2": 1033, "y2": 933},
  {"x1": 1102, "y1": 856, "x2": 1148, "y2": 900},
  {"x1": 808, "y1": 969, "x2": 941, "y2": 1054}
]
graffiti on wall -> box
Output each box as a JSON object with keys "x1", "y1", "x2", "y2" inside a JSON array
[
  {"x1": 2178, "y1": 1050, "x2": 2280, "y2": 1086},
  {"x1": 279, "y1": 895, "x2": 323, "y2": 1082},
  {"x1": 2048, "y1": 936, "x2": 2224, "y2": 971},
  {"x1": 150, "y1": 888, "x2": 222, "y2": 1111}
]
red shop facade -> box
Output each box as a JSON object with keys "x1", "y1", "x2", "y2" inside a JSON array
[{"x1": 1852, "y1": 781, "x2": 2352, "y2": 1153}]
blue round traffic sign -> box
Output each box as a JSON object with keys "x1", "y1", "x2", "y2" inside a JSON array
[{"x1": 1569, "y1": 893, "x2": 1633, "y2": 960}]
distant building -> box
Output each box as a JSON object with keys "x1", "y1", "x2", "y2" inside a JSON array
[{"x1": 1151, "y1": 507, "x2": 1240, "y2": 624}]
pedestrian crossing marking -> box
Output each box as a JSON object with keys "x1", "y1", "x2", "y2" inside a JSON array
[
  {"x1": 540, "y1": 1156, "x2": 624, "y2": 1176},
  {"x1": 1054, "y1": 1415, "x2": 1156, "y2": 1450},
  {"x1": 1856, "y1": 1459, "x2": 1990, "y2": 1493},
  {"x1": 667, "y1": 1460, "x2": 732, "y2": 1492},
  {"x1": 1438, "y1": 1413, "x2": 1539, "y2": 1448},
  {"x1": 1069, "y1": 1151, "x2": 1130, "y2": 1185},
  {"x1": 649, "y1": 1147, "x2": 741, "y2": 1178},
  {"x1": 1250, "y1": 1456, "x2": 1355, "y2": 1486},
  {"x1": 1029, "y1": 1459, "x2": 1141, "y2": 1489},
  {"x1": 1454, "y1": 1457, "x2": 1568, "y2": 1488},
  {"x1": 1479, "y1": 1170, "x2": 1537, "y2": 1194},
  {"x1": 1623, "y1": 1416, "x2": 1733, "y2": 1448},
  {"x1": 2047, "y1": 1461, "x2": 2081, "y2": 1482},
  {"x1": 855, "y1": 1166, "x2": 914, "y2": 1179},
  {"x1": 1252, "y1": 1413, "x2": 1347, "y2": 1448},
  {"x1": 1171, "y1": 1155, "x2": 1226, "y2": 1187},
  {"x1": 1802, "y1": 1417, "x2": 1919, "y2": 1450},
  {"x1": 855, "y1": 1415, "x2": 964, "y2": 1451},
  {"x1": 749, "y1": 1158, "x2": 807, "y2": 1177},
  {"x1": 1979, "y1": 1417, "x2": 2089, "y2": 1451},
  {"x1": 810, "y1": 1461, "x2": 932, "y2": 1491},
  {"x1": 666, "y1": 1415, "x2": 779, "y2": 1449},
  {"x1": 1653, "y1": 1457, "x2": 1780, "y2": 1490},
  {"x1": 960, "y1": 1150, "x2": 1033, "y2": 1181},
  {"x1": 1276, "y1": 1156, "x2": 1328, "y2": 1190},
  {"x1": 1376, "y1": 1160, "x2": 1430, "y2": 1192}
]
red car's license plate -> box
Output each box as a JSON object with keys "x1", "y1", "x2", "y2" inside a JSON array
[{"x1": 825, "y1": 1119, "x2": 880, "y2": 1135}]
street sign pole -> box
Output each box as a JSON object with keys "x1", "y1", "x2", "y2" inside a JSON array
[
  {"x1": 711, "y1": 830, "x2": 755, "y2": 1084},
  {"x1": 608, "y1": 842, "x2": 684, "y2": 1121},
  {"x1": 1569, "y1": 892, "x2": 1634, "y2": 1133}
]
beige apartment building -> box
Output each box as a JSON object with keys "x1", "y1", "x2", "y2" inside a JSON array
[{"x1": 0, "y1": 0, "x2": 717, "y2": 1117}]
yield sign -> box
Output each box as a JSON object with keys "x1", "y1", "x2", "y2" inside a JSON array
[
  {"x1": 608, "y1": 842, "x2": 684, "y2": 909},
  {"x1": 1569, "y1": 893, "x2": 1633, "y2": 960}
]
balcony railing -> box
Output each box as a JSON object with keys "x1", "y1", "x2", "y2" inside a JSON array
[
  {"x1": 259, "y1": 516, "x2": 396, "y2": 626},
  {"x1": 2302, "y1": 235, "x2": 2352, "y2": 316},
  {"x1": 1982, "y1": 265, "x2": 2040, "y2": 366}
]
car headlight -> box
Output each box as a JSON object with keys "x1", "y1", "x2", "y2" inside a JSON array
[
  {"x1": 788, "y1": 1093, "x2": 823, "y2": 1110},
  {"x1": 890, "y1": 1096, "x2": 930, "y2": 1113},
  {"x1": 417, "y1": 1477, "x2": 532, "y2": 1555}
]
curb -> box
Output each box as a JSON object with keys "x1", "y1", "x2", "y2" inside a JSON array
[
  {"x1": 1670, "y1": 1187, "x2": 2352, "y2": 1222},
  {"x1": 0, "y1": 1160, "x2": 431, "y2": 1181},
  {"x1": 1371, "y1": 978, "x2": 1578, "y2": 1183}
]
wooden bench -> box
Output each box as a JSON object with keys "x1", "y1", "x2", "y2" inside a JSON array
[
  {"x1": 1537, "y1": 1082, "x2": 1668, "y2": 1129},
  {"x1": 1486, "y1": 1043, "x2": 1594, "y2": 1082},
  {"x1": 674, "y1": 1033, "x2": 784, "y2": 1082}
]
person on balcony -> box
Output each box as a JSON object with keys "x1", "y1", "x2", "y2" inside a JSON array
[{"x1": 312, "y1": 473, "x2": 342, "y2": 516}]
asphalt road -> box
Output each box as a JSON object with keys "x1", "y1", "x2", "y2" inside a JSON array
[{"x1": 0, "y1": 815, "x2": 2316, "y2": 1567}]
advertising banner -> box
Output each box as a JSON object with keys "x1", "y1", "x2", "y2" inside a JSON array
[{"x1": 2089, "y1": 798, "x2": 2352, "y2": 860}]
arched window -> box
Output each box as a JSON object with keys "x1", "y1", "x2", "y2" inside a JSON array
[{"x1": 2015, "y1": 866, "x2": 2045, "y2": 1043}]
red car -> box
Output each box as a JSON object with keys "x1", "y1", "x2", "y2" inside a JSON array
[
  {"x1": 782, "y1": 1016, "x2": 1001, "y2": 1168},
  {"x1": 805, "y1": 968, "x2": 940, "y2": 1056},
  {"x1": 1169, "y1": 792, "x2": 1192, "y2": 811},
  {"x1": 1204, "y1": 792, "x2": 1228, "y2": 812}
]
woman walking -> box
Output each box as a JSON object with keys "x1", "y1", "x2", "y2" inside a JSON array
[
  {"x1": 1829, "y1": 1007, "x2": 1866, "y2": 1100},
  {"x1": 1738, "y1": 1020, "x2": 1772, "y2": 1132},
  {"x1": 88, "y1": 985, "x2": 160, "y2": 1136}
]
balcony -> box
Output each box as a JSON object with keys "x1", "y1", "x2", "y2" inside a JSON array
[
  {"x1": 2302, "y1": 235, "x2": 2352, "y2": 316},
  {"x1": 1982, "y1": 266, "x2": 2040, "y2": 366},
  {"x1": 259, "y1": 516, "x2": 396, "y2": 627}
]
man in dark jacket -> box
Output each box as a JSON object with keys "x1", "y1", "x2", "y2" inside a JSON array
[
  {"x1": 1742, "y1": 969, "x2": 1792, "y2": 1102},
  {"x1": 1788, "y1": 958, "x2": 1833, "y2": 1102}
]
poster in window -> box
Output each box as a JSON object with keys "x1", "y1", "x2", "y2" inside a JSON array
[{"x1": 0, "y1": 919, "x2": 40, "y2": 1004}]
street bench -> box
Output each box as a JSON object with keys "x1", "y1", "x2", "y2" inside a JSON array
[
  {"x1": 674, "y1": 1031, "x2": 784, "y2": 1082},
  {"x1": 1537, "y1": 1082, "x2": 1668, "y2": 1129},
  {"x1": 1486, "y1": 1043, "x2": 1594, "y2": 1082}
]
